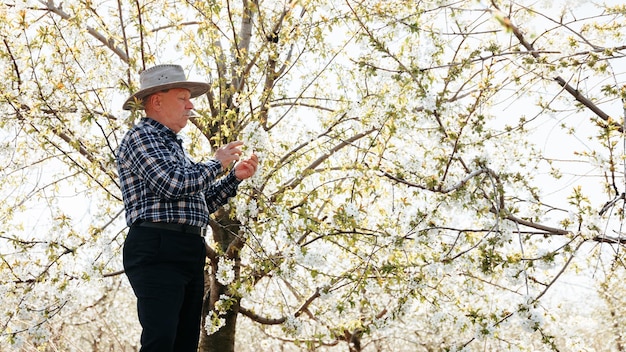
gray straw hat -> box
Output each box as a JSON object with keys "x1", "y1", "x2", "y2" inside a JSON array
[{"x1": 123, "y1": 64, "x2": 210, "y2": 110}]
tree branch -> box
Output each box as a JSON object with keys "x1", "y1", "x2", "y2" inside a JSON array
[
  {"x1": 239, "y1": 287, "x2": 321, "y2": 325},
  {"x1": 273, "y1": 127, "x2": 377, "y2": 200},
  {"x1": 40, "y1": 0, "x2": 129, "y2": 63},
  {"x1": 495, "y1": 8, "x2": 621, "y2": 131}
]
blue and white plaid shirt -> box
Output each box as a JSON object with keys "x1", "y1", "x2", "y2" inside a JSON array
[{"x1": 117, "y1": 118, "x2": 240, "y2": 227}]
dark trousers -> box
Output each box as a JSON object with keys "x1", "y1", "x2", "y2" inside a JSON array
[{"x1": 123, "y1": 224, "x2": 207, "y2": 352}]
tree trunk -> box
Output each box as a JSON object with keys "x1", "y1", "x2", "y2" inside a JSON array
[
  {"x1": 199, "y1": 294, "x2": 241, "y2": 352},
  {"x1": 198, "y1": 208, "x2": 243, "y2": 352}
]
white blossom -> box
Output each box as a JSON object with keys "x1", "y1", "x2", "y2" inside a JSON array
[
  {"x1": 216, "y1": 257, "x2": 236, "y2": 286},
  {"x1": 204, "y1": 311, "x2": 226, "y2": 336}
]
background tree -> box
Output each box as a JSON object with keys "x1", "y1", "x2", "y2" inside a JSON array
[{"x1": 0, "y1": 0, "x2": 625, "y2": 351}]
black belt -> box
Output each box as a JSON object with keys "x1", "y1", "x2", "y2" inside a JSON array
[{"x1": 135, "y1": 221, "x2": 207, "y2": 236}]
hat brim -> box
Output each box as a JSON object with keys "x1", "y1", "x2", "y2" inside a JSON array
[{"x1": 122, "y1": 81, "x2": 210, "y2": 110}]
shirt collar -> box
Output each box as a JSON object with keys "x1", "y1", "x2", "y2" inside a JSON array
[
  {"x1": 143, "y1": 117, "x2": 176, "y2": 136},
  {"x1": 142, "y1": 117, "x2": 179, "y2": 140}
]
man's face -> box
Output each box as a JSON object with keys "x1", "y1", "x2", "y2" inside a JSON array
[{"x1": 153, "y1": 88, "x2": 194, "y2": 133}]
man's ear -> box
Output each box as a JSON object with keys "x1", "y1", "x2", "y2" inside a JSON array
[{"x1": 145, "y1": 94, "x2": 161, "y2": 111}]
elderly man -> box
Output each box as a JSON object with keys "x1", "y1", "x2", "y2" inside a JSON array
[{"x1": 116, "y1": 64, "x2": 258, "y2": 352}]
